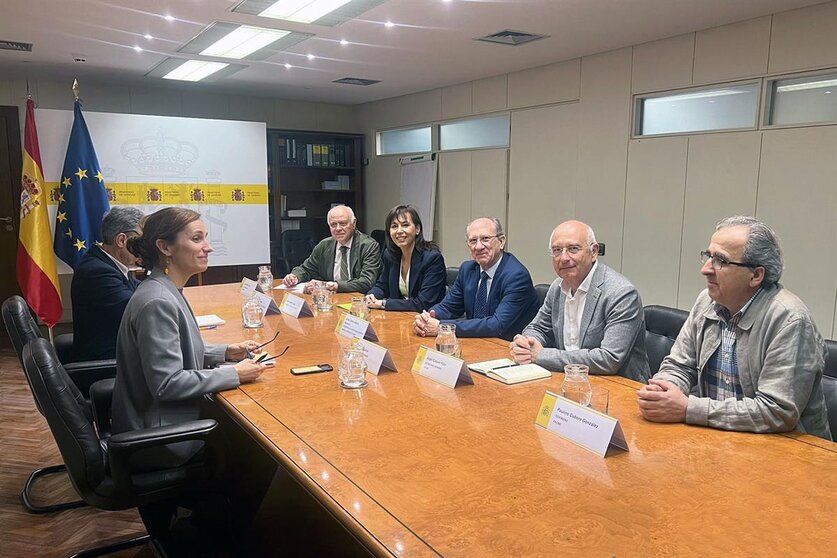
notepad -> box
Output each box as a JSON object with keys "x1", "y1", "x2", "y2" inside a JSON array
[
  {"x1": 468, "y1": 358, "x2": 516, "y2": 375},
  {"x1": 196, "y1": 314, "x2": 226, "y2": 328},
  {"x1": 486, "y1": 363, "x2": 551, "y2": 385}
]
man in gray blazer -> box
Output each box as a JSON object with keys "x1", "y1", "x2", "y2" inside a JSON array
[
  {"x1": 510, "y1": 220, "x2": 650, "y2": 382},
  {"x1": 282, "y1": 205, "x2": 382, "y2": 293}
]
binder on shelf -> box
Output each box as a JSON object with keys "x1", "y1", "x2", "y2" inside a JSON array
[
  {"x1": 280, "y1": 219, "x2": 300, "y2": 230},
  {"x1": 286, "y1": 209, "x2": 307, "y2": 217},
  {"x1": 306, "y1": 144, "x2": 313, "y2": 166},
  {"x1": 313, "y1": 144, "x2": 322, "y2": 166}
]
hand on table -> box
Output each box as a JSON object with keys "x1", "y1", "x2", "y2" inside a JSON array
[
  {"x1": 283, "y1": 273, "x2": 299, "y2": 287},
  {"x1": 365, "y1": 294, "x2": 384, "y2": 309},
  {"x1": 414, "y1": 310, "x2": 440, "y2": 337},
  {"x1": 509, "y1": 334, "x2": 543, "y2": 364},
  {"x1": 637, "y1": 379, "x2": 688, "y2": 423}
]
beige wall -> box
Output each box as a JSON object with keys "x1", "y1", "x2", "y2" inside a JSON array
[{"x1": 356, "y1": 0, "x2": 837, "y2": 338}]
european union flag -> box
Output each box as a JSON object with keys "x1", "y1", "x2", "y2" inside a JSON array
[{"x1": 53, "y1": 100, "x2": 110, "y2": 269}]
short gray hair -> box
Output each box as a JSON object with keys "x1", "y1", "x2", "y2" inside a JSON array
[
  {"x1": 101, "y1": 206, "x2": 144, "y2": 244},
  {"x1": 465, "y1": 217, "x2": 504, "y2": 238},
  {"x1": 716, "y1": 215, "x2": 784, "y2": 286},
  {"x1": 327, "y1": 204, "x2": 355, "y2": 222}
]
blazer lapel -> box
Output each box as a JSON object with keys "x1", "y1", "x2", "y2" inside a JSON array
[
  {"x1": 408, "y1": 250, "x2": 422, "y2": 295},
  {"x1": 578, "y1": 265, "x2": 606, "y2": 347},
  {"x1": 555, "y1": 290, "x2": 566, "y2": 349},
  {"x1": 486, "y1": 254, "x2": 510, "y2": 312}
]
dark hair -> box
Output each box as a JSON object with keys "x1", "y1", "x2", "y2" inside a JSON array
[
  {"x1": 383, "y1": 205, "x2": 437, "y2": 261},
  {"x1": 127, "y1": 207, "x2": 201, "y2": 271},
  {"x1": 101, "y1": 206, "x2": 144, "y2": 244}
]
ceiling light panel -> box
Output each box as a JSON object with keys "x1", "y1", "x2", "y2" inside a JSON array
[
  {"x1": 146, "y1": 57, "x2": 247, "y2": 82},
  {"x1": 179, "y1": 22, "x2": 312, "y2": 61},
  {"x1": 233, "y1": 0, "x2": 386, "y2": 27}
]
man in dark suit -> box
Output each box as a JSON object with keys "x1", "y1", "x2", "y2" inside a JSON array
[
  {"x1": 414, "y1": 217, "x2": 539, "y2": 340},
  {"x1": 71, "y1": 206, "x2": 144, "y2": 361}
]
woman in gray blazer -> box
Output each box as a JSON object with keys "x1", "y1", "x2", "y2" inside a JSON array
[{"x1": 112, "y1": 207, "x2": 268, "y2": 468}]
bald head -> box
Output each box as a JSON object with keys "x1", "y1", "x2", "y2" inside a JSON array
[{"x1": 549, "y1": 220, "x2": 599, "y2": 292}]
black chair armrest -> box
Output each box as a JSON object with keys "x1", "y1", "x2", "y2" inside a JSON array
[
  {"x1": 64, "y1": 359, "x2": 117, "y2": 398},
  {"x1": 54, "y1": 333, "x2": 74, "y2": 362},
  {"x1": 89, "y1": 379, "x2": 115, "y2": 440}
]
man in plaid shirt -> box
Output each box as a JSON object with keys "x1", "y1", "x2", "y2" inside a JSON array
[{"x1": 636, "y1": 216, "x2": 831, "y2": 440}]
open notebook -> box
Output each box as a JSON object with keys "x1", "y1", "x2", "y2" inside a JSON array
[{"x1": 468, "y1": 359, "x2": 552, "y2": 385}]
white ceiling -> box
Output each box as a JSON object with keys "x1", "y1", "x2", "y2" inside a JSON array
[{"x1": 0, "y1": 0, "x2": 827, "y2": 105}]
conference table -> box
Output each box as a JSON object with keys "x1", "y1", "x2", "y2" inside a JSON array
[{"x1": 187, "y1": 282, "x2": 836, "y2": 557}]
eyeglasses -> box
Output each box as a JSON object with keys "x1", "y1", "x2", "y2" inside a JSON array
[
  {"x1": 466, "y1": 235, "x2": 502, "y2": 248},
  {"x1": 547, "y1": 244, "x2": 590, "y2": 258},
  {"x1": 700, "y1": 250, "x2": 757, "y2": 270},
  {"x1": 329, "y1": 220, "x2": 352, "y2": 229},
  {"x1": 246, "y1": 330, "x2": 280, "y2": 359},
  {"x1": 255, "y1": 345, "x2": 290, "y2": 364}
]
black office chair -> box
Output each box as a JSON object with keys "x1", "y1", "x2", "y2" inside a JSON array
[
  {"x1": 22, "y1": 338, "x2": 223, "y2": 557},
  {"x1": 280, "y1": 229, "x2": 316, "y2": 274},
  {"x1": 822, "y1": 339, "x2": 837, "y2": 441},
  {"x1": 534, "y1": 283, "x2": 550, "y2": 309},
  {"x1": 370, "y1": 229, "x2": 386, "y2": 256},
  {"x1": 2, "y1": 295, "x2": 119, "y2": 514},
  {"x1": 445, "y1": 266, "x2": 459, "y2": 288},
  {"x1": 643, "y1": 304, "x2": 689, "y2": 374}
]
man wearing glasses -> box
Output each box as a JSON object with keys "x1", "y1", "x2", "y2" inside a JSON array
[
  {"x1": 70, "y1": 206, "x2": 144, "y2": 361},
  {"x1": 414, "y1": 217, "x2": 538, "y2": 340},
  {"x1": 283, "y1": 205, "x2": 382, "y2": 293},
  {"x1": 509, "y1": 220, "x2": 650, "y2": 382},
  {"x1": 638, "y1": 216, "x2": 831, "y2": 440}
]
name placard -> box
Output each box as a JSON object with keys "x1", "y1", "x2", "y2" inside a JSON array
[
  {"x1": 335, "y1": 313, "x2": 378, "y2": 341},
  {"x1": 239, "y1": 277, "x2": 258, "y2": 297},
  {"x1": 253, "y1": 291, "x2": 281, "y2": 315},
  {"x1": 411, "y1": 346, "x2": 473, "y2": 389},
  {"x1": 353, "y1": 338, "x2": 397, "y2": 375},
  {"x1": 279, "y1": 292, "x2": 313, "y2": 318},
  {"x1": 535, "y1": 391, "x2": 628, "y2": 457}
]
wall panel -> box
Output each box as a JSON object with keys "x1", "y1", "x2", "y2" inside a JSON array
[
  {"x1": 769, "y1": 1, "x2": 837, "y2": 74},
  {"x1": 437, "y1": 151, "x2": 472, "y2": 265},
  {"x1": 507, "y1": 59, "x2": 580, "y2": 109},
  {"x1": 622, "y1": 137, "x2": 687, "y2": 307},
  {"x1": 472, "y1": 75, "x2": 508, "y2": 114},
  {"x1": 757, "y1": 126, "x2": 837, "y2": 337},
  {"x1": 693, "y1": 16, "x2": 770, "y2": 84},
  {"x1": 129, "y1": 87, "x2": 182, "y2": 116},
  {"x1": 414, "y1": 89, "x2": 442, "y2": 124},
  {"x1": 441, "y1": 82, "x2": 473, "y2": 120},
  {"x1": 631, "y1": 34, "x2": 694, "y2": 93},
  {"x1": 470, "y1": 149, "x2": 507, "y2": 224}
]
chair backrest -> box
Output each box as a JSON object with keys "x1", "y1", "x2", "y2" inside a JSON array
[
  {"x1": 281, "y1": 230, "x2": 316, "y2": 271},
  {"x1": 22, "y1": 338, "x2": 106, "y2": 502},
  {"x1": 534, "y1": 284, "x2": 550, "y2": 309},
  {"x1": 370, "y1": 229, "x2": 386, "y2": 256},
  {"x1": 644, "y1": 304, "x2": 689, "y2": 374},
  {"x1": 2, "y1": 295, "x2": 43, "y2": 369},
  {"x1": 822, "y1": 339, "x2": 837, "y2": 440},
  {"x1": 446, "y1": 267, "x2": 459, "y2": 288}
]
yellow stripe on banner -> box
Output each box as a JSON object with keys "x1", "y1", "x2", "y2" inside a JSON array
[{"x1": 44, "y1": 182, "x2": 268, "y2": 205}]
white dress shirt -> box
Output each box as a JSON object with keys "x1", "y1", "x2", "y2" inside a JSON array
[
  {"x1": 332, "y1": 237, "x2": 354, "y2": 281},
  {"x1": 97, "y1": 244, "x2": 130, "y2": 278},
  {"x1": 559, "y1": 260, "x2": 598, "y2": 351}
]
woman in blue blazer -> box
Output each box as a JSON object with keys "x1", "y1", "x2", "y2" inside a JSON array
[{"x1": 366, "y1": 205, "x2": 446, "y2": 312}]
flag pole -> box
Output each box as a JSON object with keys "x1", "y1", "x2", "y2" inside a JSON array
[
  {"x1": 47, "y1": 326, "x2": 55, "y2": 346},
  {"x1": 72, "y1": 79, "x2": 79, "y2": 102}
]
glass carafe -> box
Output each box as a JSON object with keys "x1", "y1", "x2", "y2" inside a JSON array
[
  {"x1": 241, "y1": 294, "x2": 265, "y2": 328},
  {"x1": 349, "y1": 296, "x2": 369, "y2": 320},
  {"x1": 257, "y1": 265, "x2": 274, "y2": 292},
  {"x1": 561, "y1": 364, "x2": 592, "y2": 406},
  {"x1": 435, "y1": 323, "x2": 461, "y2": 358},
  {"x1": 339, "y1": 343, "x2": 368, "y2": 389}
]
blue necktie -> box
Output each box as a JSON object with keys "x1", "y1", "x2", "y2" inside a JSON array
[{"x1": 473, "y1": 271, "x2": 489, "y2": 318}]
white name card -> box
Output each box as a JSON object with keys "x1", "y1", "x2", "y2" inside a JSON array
[
  {"x1": 411, "y1": 346, "x2": 473, "y2": 389},
  {"x1": 354, "y1": 338, "x2": 397, "y2": 375},
  {"x1": 253, "y1": 291, "x2": 281, "y2": 315},
  {"x1": 535, "y1": 391, "x2": 628, "y2": 457},
  {"x1": 279, "y1": 292, "x2": 313, "y2": 318},
  {"x1": 239, "y1": 277, "x2": 258, "y2": 297},
  {"x1": 335, "y1": 313, "x2": 378, "y2": 341}
]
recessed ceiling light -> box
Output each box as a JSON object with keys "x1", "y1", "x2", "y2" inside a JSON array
[
  {"x1": 200, "y1": 25, "x2": 290, "y2": 59},
  {"x1": 133, "y1": 46, "x2": 143, "y2": 53},
  {"x1": 339, "y1": 39, "x2": 348, "y2": 46},
  {"x1": 307, "y1": 53, "x2": 315, "y2": 60},
  {"x1": 384, "y1": 21, "x2": 395, "y2": 28},
  {"x1": 284, "y1": 63, "x2": 292, "y2": 69},
  {"x1": 143, "y1": 34, "x2": 154, "y2": 40},
  {"x1": 162, "y1": 60, "x2": 229, "y2": 82},
  {"x1": 164, "y1": 14, "x2": 175, "y2": 22},
  {"x1": 259, "y1": 0, "x2": 353, "y2": 24}
]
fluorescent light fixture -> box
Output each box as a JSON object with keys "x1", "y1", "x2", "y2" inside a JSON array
[
  {"x1": 776, "y1": 78, "x2": 837, "y2": 92},
  {"x1": 339, "y1": 39, "x2": 348, "y2": 46},
  {"x1": 143, "y1": 33, "x2": 154, "y2": 40},
  {"x1": 133, "y1": 46, "x2": 143, "y2": 53},
  {"x1": 284, "y1": 63, "x2": 292, "y2": 69},
  {"x1": 200, "y1": 25, "x2": 289, "y2": 59},
  {"x1": 260, "y1": 0, "x2": 353, "y2": 23},
  {"x1": 385, "y1": 20, "x2": 394, "y2": 28},
  {"x1": 646, "y1": 88, "x2": 751, "y2": 104},
  {"x1": 164, "y1": 14, "x2": 175, "y2": 22},
  {"x1": 306, "y1": 53, "x2": 315, "y2": 60},
  {"x1": 163, "y1": 60, "x2": 229, "y2": 82}
]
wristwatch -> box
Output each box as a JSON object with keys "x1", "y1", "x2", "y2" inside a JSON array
[{"x1": 381, "y1": 299, "x2": 387, "y2": 309}]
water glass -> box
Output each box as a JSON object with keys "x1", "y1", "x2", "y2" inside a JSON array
[
  {"x1": 590, "y1": 386, "x2": 609, "y2": 415},
  {"x1": 339, "y1": 345, "x2": 367, "y2": 389},
  {"x1": 257, "y1": 265, "x2": 274, "y2": 292},
  {"x1": 561, "y1": 364, "x2": 592, "y2": 406},
  {"x1": 241, "y1": 295, "x2": 265, "y2": 328},
  {"x1": 349, "y1": 296, "x2": 369, "y2": 320},
  {"x1": 312, "y1": 281, "x2": 333, "y2": 312},
  {"x1": 435, "y1": 323, "x2": 461, "y2": 358}
]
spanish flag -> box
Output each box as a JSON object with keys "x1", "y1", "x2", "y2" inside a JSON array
[{"x1": 17, "y1": 98, "x2": 62, "y2": 327}]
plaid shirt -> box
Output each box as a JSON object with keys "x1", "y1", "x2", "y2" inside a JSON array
[{"x1": 702, "y1": 290, "x2": 761, "y2": 401}]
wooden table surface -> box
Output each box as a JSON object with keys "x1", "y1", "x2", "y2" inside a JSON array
[{"x1": 187, "y1": 282, "x2": 837, "y2": 557}]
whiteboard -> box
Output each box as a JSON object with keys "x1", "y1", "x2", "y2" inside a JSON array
[
  {"x1": 399, "y1": 154, "x2": 437, "y2": 241},
  {"x1": 37, "y1": 109, "x2": 269, "y2": 272}
]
